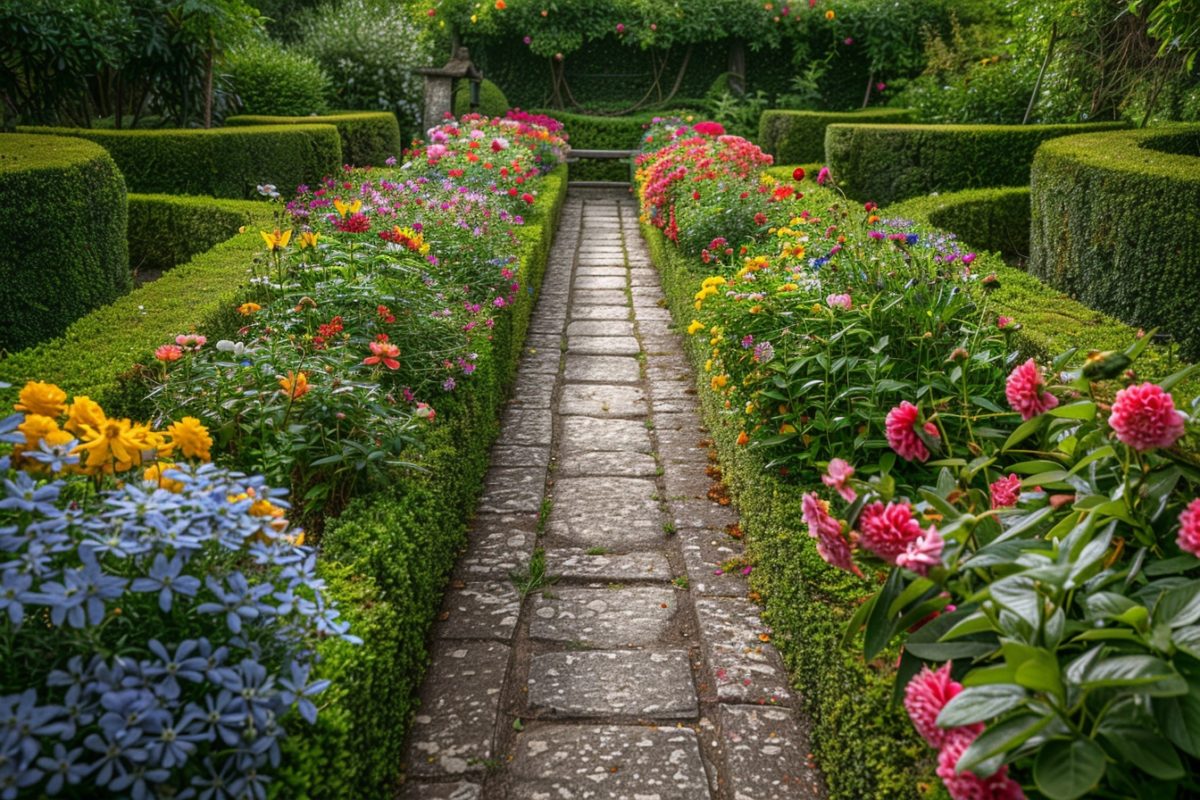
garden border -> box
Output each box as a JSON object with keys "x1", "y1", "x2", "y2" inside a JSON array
[{"x1": 225, "y1": 111, "x2": 403, "y2": 168}]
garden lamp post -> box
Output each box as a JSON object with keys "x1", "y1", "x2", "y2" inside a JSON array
[{"x1": 415, "y1": 46, "x2": 483, "y2": 133}]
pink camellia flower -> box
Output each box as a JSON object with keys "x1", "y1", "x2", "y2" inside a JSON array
[
  {"x1": 896, "y1": 526, "x2": 944, "y2": 576},
  {"x1": 1005, "y1": 358, "x2": 1058, "y2": 420},
  {"x1": 886, "y1": 401, "x2": 939, "y2": 462},
  {"x1": 1178, "y1": 498, "x2": 1200, "y2": 558},
  {"x1": 1108, "y1": 382, "x2": 1186, "y2": 452},
  {"x1": 822, "y1": 458, "x2": 856, "y2": 502},
  {"x1": 937, "y1": 729, "x2": 1027, "y2": 800},
  {"x1": 802, "y1": 492, "x2": 863, "y2": 576},
  {"x1": 990, "y1": 473, "x2": 1022, "y2": 509},
  {"x1": 817, "y1": 166, "x2": 831, "y2": 186},
  {"x1": 155, "y1": 344, "x2": 183, "y2": 362},
  {"x1": 857, "y1": 501, "x2": 925, "y2": 563},
  {"x1": 904, "y1": 663, "x2": 972, "y2": 748},
  {"x1": 826, "y1": 293, "x2": 852, "y2": 311}
]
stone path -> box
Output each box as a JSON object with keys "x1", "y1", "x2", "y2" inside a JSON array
[{"x1": 400, "y1": 188, "x2": 825, "y2": 800}]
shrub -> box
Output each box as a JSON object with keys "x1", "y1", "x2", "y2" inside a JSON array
[
  {"x1": 757, "y1": 108, "x2": 917, "y2": 164},
  {"x1": 887, "y1": 186, "x2": 1031, "y2": 262},
  {"x1": 18, "y1": 124, "x2": 342, "y2": 199},
  {"x1": 128, "y1": 193, "x2": 274, "y2": 276},
  {"x1": 225, "y1": 111, "x2": 403, "y2": 167},
  {"x1": 824, "y1": 121, "x2": 1128, "y2": 204},
  {"x1": 1029, "y1": 125, "x2": 1200, "y2": 359},
  {"x1": 0, "y1": 134, "x2": 129, "y2": 353},
  {"x1": 454, "y1": 78, "x2": 509, "y2": 118},
  {"x1": 226, "y1": 38, "x2": 331, "y2": 117}
]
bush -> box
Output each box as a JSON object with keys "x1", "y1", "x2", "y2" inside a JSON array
[
  {"x1": 127, "y1": 193, "x2": 273, "y2": 276},
  {"x1": 887, "y1": 186, "x2": 1031, "y2": 262},
  {"x1": 1030, "y1": 125, "x2": 1200, "y2": 359},
  {"x1": 226, "y1": 38, "x2": 331, "y2": 117},
  {"x1": 757, "y1": 108, "x2": 917, "y2": 164},
  {"x1": 0, "y1": 134, "x2": 129, "y2": 353},
  {"x1": 824, "y1": 120, "x2": 1128, "y2": 204},
  {"x1": 454, "y1": 78, "x2": 509, "y2": 118},
  {"x1": 226, "y1": 111, "x2": 403, "y2": 167},
  {"x1": 17, "y1": 124, "x2": 342, "y2": 199}
]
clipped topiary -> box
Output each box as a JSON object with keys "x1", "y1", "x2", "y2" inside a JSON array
[
  {"x1": 454, "y1": 78, "x2": 509, "y2": 118},
  {"x1": 227, "y1": 38, "x2": 331, "y2": 117},
  {"x1": 226, "y1": 111, "x2": 402, "y2": 167},
  {"x1": 0, "y1": 134, "x2": 129, "y2": 353},
  {"x1": 757, "y1": 108, "x2": 916, "y2": 164},
  {"x1": 886, "y1": 186, "x2": 1031, "y2": 262}
]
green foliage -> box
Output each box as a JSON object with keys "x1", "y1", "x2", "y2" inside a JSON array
[
  {"x1": 454, "y1": 78, "x2": 510, "y2": 117},
  {"x1": 533, "y1": 108, "x2": 661, "y2": 180},
  {"x1": 0, "y1": 134, "x2": 129, "y2": 353},
  {"x1": 226, "y1": 111, "x2": 403, "y2": 167},
  {"x1": 1029, "y1": 125, "x2": 1200, "y2": 359},
  {"x1": 128, "y1": 193, "x2": 274, "y2": 275},
  {"x1": 704, "y1": 90, "x2": 769, "y2": 139},
  {"x1": 757, "y1": 108, "x2": 916, "y2": 164},
  {"x1": 824, "y1": 120, "x2": 1128, "y2": 204},
  {"x1": 887, "y1": 186, "x2": 1031, "y2": 262},
  {"x1": 1136, "y1": 0, "x2": 1200, "y2": 68},
  {"x1": 18, "y1": 123, "x2": 343, "y2": 198},
  {"x1": 226, "y1": 38, "x2": 331, "y2": 117}
]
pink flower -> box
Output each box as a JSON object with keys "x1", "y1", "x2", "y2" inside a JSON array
[
  {"x1": 155, "y1": 344, "x2": 183, "y2": 362},
  {"x1": 826, "y1": 293, "x2": 852, "y2": 310},
  {"x1": 802, "y1": 493, "x2": 862, "y2": 576},
  {"x1": 886, "y1": 401, "x2": 939, "y2": 462},
  {"x1": 904, "y1": 663, "x2": 969, "y2": 748},
  {"x1": 1108, "y1": 382, "x2": 1186, "y2": 452},
  {"x1": 692, "y1": 121, "x2": 726, "y2": 137},
  {"x1": 817, "y1": 166, "x2": 831, "y2": 186},
  {"x1": 175, "y1": 333, "x2": 206, "y2": 351},
  {"x1": 896, "y1": 526, "x2": 944, "y2": 576},
  {"x1": 616, "y1": 22, "x2": 625, "y2": 33},
  {"x1": 822, "y1": 458, "x2": 856, "y2": 502},
  {"x1": 996, "y1": 315, "x2": 1013, "y2": 330},
  {"x1": 1179, "y1": 499, "x2": 1200, "y2": 558},
  {"x1": 857, "y1": 501, "x2": 925, "y2": 563},
  {"x1": 937, "y1": 729, "x2": 1026, "y2": 800},
  {"x1": 1005, "y1": 359, "x2": 1058, "y2": 420},
  {"x1": 990, "y1": 473, "x2": 1022, "y2": 509}
]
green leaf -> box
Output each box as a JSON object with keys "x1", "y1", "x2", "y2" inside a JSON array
[
  {"x1": 1048, "y1": 401, "x2": 1097, "y2": 420},
  {"x1": 959, "y1": 713, "x2": 1053, "y2": 773},
  {"x1": 1153, "y1": 580, "x2": 1200, "y2": 628},
  {"x1": 937, "y1": 685, "x2": 1027, "y2": 727},
  {"x1": 1081, "y1": 655, "x2": 1187, "y2": 696},
  {"x1": 1033, "y1": 738, "x2": 1107, "y2": 800},
  {"x1": 1153, "y1": 678, "x2": 1200, "y2": 757},
  {"x1": 1003, "y1": 414, "x2": 1046, "y2": 452},
  {"x1": 1099, "y1": 718, "x2": 1184, "y2": 781}
]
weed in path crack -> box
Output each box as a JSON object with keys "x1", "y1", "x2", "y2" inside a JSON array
[{"x1": 511, "y1": 548, "x2": 559, "y2": 599}]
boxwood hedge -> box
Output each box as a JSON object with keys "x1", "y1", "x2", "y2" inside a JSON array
[
  {"x1": 887, "y1": 186, "x2": 1031, "y2": 262},
  {"x1": 825, "y1": 121, "x2": 1128, "y2": 204},
  {"x1": 0, "y1": 133, "x2": 129, "y2": 353},
  {"x1": 1029, "y1": 125, "x2": 1200, "y2": 359},
  {"x1": 757, "y1": 108, "x2": 915, "y2": 165},
  {"x1": 226, "y1": 111, "x2": 402, "y2": 168},
  {"x1": 17, "y1": 124, "x2": 343, "y2": 199},
  {"x1": 535, "y1": 108, "x2": 660, "y2": 182},
  {"x1": 128, "y1": 193, "x2": 274, "y2": 276}
]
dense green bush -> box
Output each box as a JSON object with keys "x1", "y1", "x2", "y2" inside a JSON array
[
  {"x1": 887, "y1": 186, "x2": 1031, "y2": 261},
  {"x1": 454, "y1": 78, "x2": 510, "y2": 118},
  {"x1": 0, "y1": 134, "x2": 129, "y2": 353},
  {"x1": 127, "y1": 193, "x2": 275, "y2": 275},
  {"x1": 17, "y1": 124, "x2": 342, "y2": 198},
  {"x1": 226, "y1": 38, "x2": 331, "y2": 116},
  {"x1": 757, "y1": 108, "x2": 916, "y2": 163},
  {"x1": 825, "y1": 120, "x2": 1128, "y2": 204},
  {"x1": 1030, "y1": 125, "x2": 1200, "y2": 358},
  {"x1": 226, "y1": 111, "x2": 403, "y2": 166},
  {"x1": 534, "y1": 108, "x2": 666, "y2": 181}
]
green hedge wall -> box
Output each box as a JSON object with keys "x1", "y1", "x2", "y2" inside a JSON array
[
  {"x1": 226, "y1": 112, "x2": 402, "y2": 168},
  {"x1": 536, "y1": 109, "x2": 662, "y2": 181},
  {"x1": 17, "y1": 124, "x2": 343, "y2": 199},
  {"x1": 454, "y1": 78, "x2": 510, "y2": 119},
  {"x1": 1029, "y1": 125, "x2": 1200, "y2": 359},
  {"x1": 757, "y1": 108, "x2": 916, "y2": 164},
  {"x1": 887, "y1": 186, "x2": 1031, "y2": 262},
  {"x1": 825, "y1": 121, "x2": 1128, "y2": 205},
  {"x1": 128, "y1": 193, "x2": 274, "y2": 276},
  {"x1": 0, "y1": 133, "x2": 129, "y2": 353}
]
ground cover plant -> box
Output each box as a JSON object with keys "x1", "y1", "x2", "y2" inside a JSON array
[{"x1": 637, "y1": 120, "x2": 1200, "y2": 799}]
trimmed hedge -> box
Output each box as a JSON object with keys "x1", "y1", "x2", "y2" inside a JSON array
[
  {"x1": 17, "y1": 124, "x2": 343, "y2": 199},
  {"x1": 536, "y1": 108, "x2": 662, "y2": 182},
  {"x1": 454, "y1": 78, "x2": 510, "y2": 119},
  {"x1": 887, "y1": 186, "x2": 1031, "y2": 262},
  {"x1": 825, "y1": 121, "x2": 1128, "y2": 205},
  {"x1": 0, "y1": 133, "x2": 129, "y2": 353},
  {"x1": 128, "y1": 193, "x2": 273, "y2": 276},
  {"x1": 1029, "y1": 125, "x2": 1200, "y2": 359},
  {"x1": 757, "y1": 108, "x2": 915, "y2": 165},
  {"x1": 226, "y1": 111, "x2": 403, "y2": 168}
]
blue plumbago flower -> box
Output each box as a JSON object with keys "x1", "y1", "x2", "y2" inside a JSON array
[
  {"x1": 0, "y1": 412, "x2": 23, "y2": 444},
  {"x1": 0, "y1": 473, "x2": 62, "y2": 516},
  {"x1": 131, "y1": 554, "x2": 201, "y2": 613},
  {"x1": 24, "y1": 436, "x2": 80, "y2": 474},
  {"x1": 189, "y1": 690, "x2": 245, "y2": 748},
  {"x1": 0, "y1": 569, "x2": 33, "y2": 625},
  {"x1": 189, "y1": 756, "x2": 237, "y2": 800},
  {"x1": 35, "y1": 743, "x2": 89, "y2": 794},
  {"x1": 278, "y1": 662, "x2": 330, "y2": 726}
]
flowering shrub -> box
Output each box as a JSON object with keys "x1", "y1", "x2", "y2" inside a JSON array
[{"x1": 0, "y1": 382, "x2": 355, "y2": 799}]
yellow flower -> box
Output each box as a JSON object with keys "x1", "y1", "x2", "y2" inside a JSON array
[
  {"x1": 749, "y1": 305, "x2": 763, "y2": 314},
  {"x1": 65, "y1": 396, "x2": 106, "y2": 436},
  {"x1": 333, "y1": 199, "x2": 363, "y2": 217},
  {"x1": 279, "y1": 371, "x2": 311, "y2": 401},
  {"x1": 143, "y1": 462, "x2": 185, "y2": 492},
  {"x1": 14, "y1": 381, "x2": 66, "y2": 418},
  {"x1": 778, "y1": 283, "x2": 799, "y2": 292},
  {"x1": 249, "y1": 498, "x2": 286, "y2": 519},
  {"x1": 18, "y1": 414, "x2": 60, "y2": 450},
  {"x1": 166, "y1": 416, "x2": 213, "y2": 461},
  {"x1": 711, "y1": 374, "x2": 729, "y2": 390},
  {"x1": 238, "y1": 302, "x2": 262, "y2": 316},
  {"x1": 687, "y1": 320, "x2": 705, "y2": 335},
  {"x1": 780, "y1": 423, "x2": 798, "y2": 434},
  {"x1": 261, "y1": 228, "x2": 292, "y2": 251},
  {"x1": 75, "y1": 418, "x2": 156, "y2": 473},
  {"x1": 704, "y1": 359, "x2": 713, "y2": 373},
  {"x1": 298, "y1": 231, "x2": 320, "y2": 249},
  {"x1": 825, "y1": 9, "x2": 835, "y2": 20}
]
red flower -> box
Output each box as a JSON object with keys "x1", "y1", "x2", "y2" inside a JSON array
[
  {"x1": 857, "y1": 501, "x2": 925, "y2": 563},
  {"x1": 363, "y1": 340, "x2": 400, "y2": 370},
  {"x1": 1005, "y1": 358, "x2": 1058, "y2": 420},
  {"x1": 886, "y1": 401, "x2": 939, "y2": 462},
  {"x1": 692, "y1": 121, "x2": 726, "y2": 136},
  {"x1": 792, "y1": 166, "x2": 805, "y2": 181},
  {"x1": 1108, "y1": 382, "x2": 1186, "y2": 452},
  {"x1": 521, "y1": 192, "x2": 535, "y2": 205},
  {"x1": 334, "y1": 213, "x2": 371, "y2": 233},
  {"x1": 753, "y1": 212, "x2": 767, "y2": 226},
  {"x1": 802, "y1": 493, "x2": 862, "y2": 576},
  {"x1": 990, "y1": 473, "x2": 1022, "y2": 509},
  {"x1": 1178, "y1": 498, "x2": 1200, "y2": 558}
]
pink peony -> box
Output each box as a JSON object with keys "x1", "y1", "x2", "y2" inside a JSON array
[
  {"x1": 1005, "y1": 359, "x2": 1058, "y2": 420},
  {"x1": 989, "y1": 474, "x2": 1022, "y2": 509},
  {"x1": 896, "y1": 526, "x2": 944, "y2": 576},
  {"x1": 826, "y1": 293, "x2": 852, "y2": 310},
  {"x1": 904, "y1": 663, "x2": 968, "y2": 748},
  {"x1": 817, "y1": 166, "x2": 831, "y2": 186},
  {"x1": 802, "y1": 493, "x2": 863, "y2": 577},
  {"x1": 1108, "y1": 382, "x2": 1186, "y2": 452},
  {"x1": 857, "y1": 501, "x2": 925, "y2": 563},
  {"x1": 822, "y1": 458, "x2": 857, "y2": 502},
  {"x1": 886, "y1": 401, "x2": 939, "y2": 462},
  {"x1": 937, "y1": 728, "x2": 1027, "y2": 800},
  {"x1": 1178, "y1": 498, "x2": 1200, "y2": 558}
]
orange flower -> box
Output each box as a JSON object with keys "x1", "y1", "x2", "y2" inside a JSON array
[
  {"x1": 155, "y1": 344, "x2": 183, "y2": 362},
  {"x1": 238, "y1": 302, "x2": 262, "y2": 316},
  {"x1": 495, "y1": 0, "x2": 506, "y2": 8},
  {"x1": 737, "y1": 431, "x2": 750, "y2": 446},
  {"x1": 363, "y1": 340, "x2": 401, "y2": 370},
  {"x1": 279, "y1": 370, "x2": 311, "y2": 400}
]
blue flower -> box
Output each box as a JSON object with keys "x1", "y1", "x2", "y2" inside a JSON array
[
  {"x1": 131, "y1": 554, "x2": 201, "y2": 613},
  {"x1": 35, "y1": 743, "x2": 89, "y2": 794}
]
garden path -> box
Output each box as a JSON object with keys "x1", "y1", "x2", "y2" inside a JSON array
[{"x1": 399, "y1": 187, "x2": 825, "y2": 800}]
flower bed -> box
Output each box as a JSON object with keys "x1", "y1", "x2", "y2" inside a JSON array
[{"x1": 638, "y1": 123, "x2": 1200, "y2": 800}]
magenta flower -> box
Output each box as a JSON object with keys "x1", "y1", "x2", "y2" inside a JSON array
[
  {"x1": 886, "y1": 401, "x2": 939, "y2": 462},
  {"x1": 904, "y1": 663, "x2": 971, "y2": 748},
  {"x1": 821, "y1": 458, "x2": 856, "y2": 502},
  {"x1": 997, "y1": 315, "x2": 1013, "y2": 330},
  {"x1": 857, "y1": 501, "x2": 925, "y2": 563},
  {"x1": 937, "y1": 729, "x2": 1027, "y2": 800},
  {"x1": 1005, "y1": 358, "x2": 1058, "y2": 420},
  {"x1": 1178, "y1": 499, "x2": 1200, "y2": 558},
  {"x1": 990, "y1": 473, "x2": 1022, "y2": 509},
  {"x1": 802, "y1": 493, "x2": 862, "y2": 576},
  {"x1": 826, "y1": 293, "x2": 852, "y2": 310},
  {"x1": 817, "y1": 167, "x2": 831, "y2": 186},
  {"x1": 1108, "y1": 382, "x2": 1186, "y2": 452},
  {"x1": 616, "y1": 22, "x2": 625, "y2": 33},
  {"x1": 896, "y1": 526, "x2": 944, "y2": 576}
]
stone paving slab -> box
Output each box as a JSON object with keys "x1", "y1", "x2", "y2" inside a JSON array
[
  {"x1": 566, "y1": 319, "x2": 636, "y2": 338},
  {"x1": 453, "y1": 514, "x2": 538, "y2": 581},
  {"x1": 490, "y1": 445, "x2": 551, "y2": 470},
  {"x1": 547, "y1": 478, "x2": 663, "y2": 548},
  {"x1": 661, "y1": 469, "x2": 714, "y2": 503},
  {"x1": 559, "y1": 416, "x2": 652, "y2": 453},
  {"x1": 572, "y1": 289, "x2": 629, "y2": 306},
  {"x1": 528, "y1": 651, "x2": 698, "y2": 718},
  {"x1": 438, "y1": 581, "x2": 522, "y2": 641},
  {"x1": 505, "y1": 379, "x2": 555, "y2": 409},
  {"x1": 517, "y1": 349, "x2": 562, "y2": 375},
  {"x1": 498, "y1": 409, "x2": 553, "y2": 447},
  {"x1": 564, "y1": 355, "x2": 641, "y2": 384},
  {"x1": 398, "y1": 781, "x2": 482, "y2": 800},
  {"x1": 477, "y1": 468, "x2": 545, "y2": 514},
  {"x1": 570, "y1": 305, "x2": 630, "y2": 321},
  {"x1": 558, "y1": 384, "x2": 648, "y2": 417},
  {"x1": 530, "y1": 585, "x2": 678, "y2": 646},
  {"x1": 404, "y1": 640, "x2": 510, "y2": 777},
  {"x1": 556, "y1": 449, "x2": 658, "y2": 478},
  {"x1": 546, "y1": 547, "x2": 672, "y2": 581},
  {"x1": 717, "y1": 705, "x2": 823, "y2": 800},
  {"x1": 680, "y1": 528, "x2": 747, "y2": 597},
  {"x1": 635, "y1": 307, "x2": 673, "y2": 322},
  {"x1": 566, "y1": 336, "x2": 641, "y2": 356},
  {"x1": 574, "y1": 275, "x2": 627, "y2": 290},
  {"x1": 694, "y1": 597, "x2": 793, "y2": 706},
  {"x1": 670, "y1": 499, "x2": 740, "y2": 532},
  {"x1": 509, "y1": 724, "x2": 712, "y2": 800}
]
